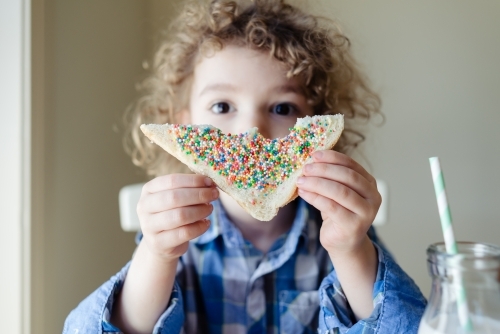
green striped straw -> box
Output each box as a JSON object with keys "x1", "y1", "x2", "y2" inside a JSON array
[{"x1": 429, "y1": 157, "x2": 472, "y2": 331}]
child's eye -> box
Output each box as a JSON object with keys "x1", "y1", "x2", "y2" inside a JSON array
[
  {"x1": 210, "y1": 102, "x2": 233, "y2": 114},
  {"x1": 271, "y1": 103, "x2": 296, "y2": 116}
]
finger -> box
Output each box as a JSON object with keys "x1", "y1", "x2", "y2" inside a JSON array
[
  {"x1": 139, "y1": 187, "x2": 219, "y2": 214},
  {"x1": 141, "y1": 203, "x2": 214, "y2": 233},
  {"x1": 153, "y1": 219, "x2": 211, "y2": 249},
  {"x1": 143, "y1": 174, "x2": 214, "y2": 194},
  {"x1": 297, "y1": 176, "x2": 372, "y2": 217},
  {"x1": 311, "y1": 150, "x2": 376, "y2": 185},
  {"x1": 297, "y1": 188, "x2": 355, "y2": 223},
  {"x1": 301, "y1": 163, "x2": 375, "y2": 200}
]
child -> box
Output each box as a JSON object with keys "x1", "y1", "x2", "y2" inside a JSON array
[{"x1": 65, "y1": 0, "x2": 426, "y2": 333}]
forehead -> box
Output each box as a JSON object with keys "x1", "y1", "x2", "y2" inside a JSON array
[{"x1": 191, "y1": 44, "x2": 306, "y2": 94}]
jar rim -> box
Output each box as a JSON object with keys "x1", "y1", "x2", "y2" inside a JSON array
[{"x1": 427, "y1": 241, "x2": 500, "y2": 261}]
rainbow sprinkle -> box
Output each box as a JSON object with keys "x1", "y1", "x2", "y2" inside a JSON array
[{"x1": 170, "y1": 122, "x2": 334, "y2": 192}]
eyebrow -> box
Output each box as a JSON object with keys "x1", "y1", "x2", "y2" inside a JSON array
[
  {"x1": 198, "y1": 83, "x2": 238, "y2": 97},
  {"x1": 198, "y1": 83, "x2": 306, "y2": 97},
  {"x1": 273, "y1": 84, "x2": 306, "y2": 96}
]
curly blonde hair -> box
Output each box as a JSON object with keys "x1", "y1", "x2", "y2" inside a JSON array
[{"x1": 123, "y1": 0, "x2": 381, "y2": 177}]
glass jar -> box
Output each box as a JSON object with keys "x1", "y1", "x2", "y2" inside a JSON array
[{"x1": 418, "y1": 242, "x2": 500, "y2": 333}]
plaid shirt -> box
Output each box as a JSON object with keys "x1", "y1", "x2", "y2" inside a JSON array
[{"x1": 65, "y1": 199, "x2": 426, "y2": 334}]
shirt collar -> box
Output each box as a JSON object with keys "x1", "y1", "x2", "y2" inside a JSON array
[{"x1": 193, "y1": 198, "x2": 317, "y2": 252}]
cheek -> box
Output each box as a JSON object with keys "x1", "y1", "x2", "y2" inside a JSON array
[
  {"x1": 190, "y1": 111, "x2": 231, "y2": 134},
  {"x1": 176, "y1": 109, "x2": 191, "y2": 124},
  {"x1": 269, "y1": 117, "x2": 298, "y2": 137},
  {"x1": 187, "y1": 106, "x2": 212, "y2": 125}
]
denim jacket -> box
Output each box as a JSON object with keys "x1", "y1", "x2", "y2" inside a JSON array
[{"x1": 64, "y1": 199, "x2": 426, "y2": 333}]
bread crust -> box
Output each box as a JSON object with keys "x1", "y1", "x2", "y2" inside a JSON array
[{"x1": 141, "y1": 114, "x2": 344, "y2": 221}]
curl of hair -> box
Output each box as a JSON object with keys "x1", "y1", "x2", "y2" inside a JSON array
[{"x1": 123, "y1": 0, "x2": 382, "y2": 177}]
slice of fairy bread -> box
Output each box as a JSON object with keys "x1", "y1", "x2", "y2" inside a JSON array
[{"x1": 141, "y1": 114, "x2": 344, "y2": 221}]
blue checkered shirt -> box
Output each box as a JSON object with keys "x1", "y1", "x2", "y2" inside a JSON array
[{"x1": 64, "y1": 199, "x2": 426, "y2": 333}]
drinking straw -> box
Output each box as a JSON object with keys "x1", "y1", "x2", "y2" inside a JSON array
[{"x1": 429, "y1": 157, "x2": 472, "y2": 331}]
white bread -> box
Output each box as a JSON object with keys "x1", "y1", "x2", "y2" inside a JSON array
[{"x1": 141, "y1": 114, "x2": 344, "y2": 221}]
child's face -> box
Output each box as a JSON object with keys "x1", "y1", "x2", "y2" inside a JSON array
[{"x1": 186, "y1": 44, "x2": 313, "y2": 139}]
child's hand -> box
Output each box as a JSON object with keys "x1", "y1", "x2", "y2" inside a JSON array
[
  {"x1": 137, "y1": 174, "x2": 219, "y2": 262},
  {"x1": 296, "y1": 150, "x2": 382, "y2": 255}
]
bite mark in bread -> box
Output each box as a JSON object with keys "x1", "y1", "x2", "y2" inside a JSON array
[{"x1": 141, "y1": 114, "x2": 344, "y2": 221}]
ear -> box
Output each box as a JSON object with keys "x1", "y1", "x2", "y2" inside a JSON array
[{"x1": 175, "y1": 109, "x2": 191, "y2": 124}]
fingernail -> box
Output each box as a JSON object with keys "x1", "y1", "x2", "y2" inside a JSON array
[
  {"x1": 296, "y1": 177, "x2": 305, "y2": 185},
  {"x1": 314, "y1": 151, "x2": 323, "y2": 159},
  {"x1": 304, "y1": 164, "x2": 312, "y2": 172},
  {"x1": 205, "y1": 219, "x2": 211, "y2": 227},
  {"x1": 212, "y1": 189, "x2": 219, "y2": 198},
  {"x1": 205, "y1": 177, "x2": 213, "y2": 186}
]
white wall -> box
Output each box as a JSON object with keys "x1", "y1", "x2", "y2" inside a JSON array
[
  {"x1": 320, "y1": 1, "x2": 500, "y2": 295},
  {"x1": 39, "y1": 1, "x2": 150, "y2": 332}
]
